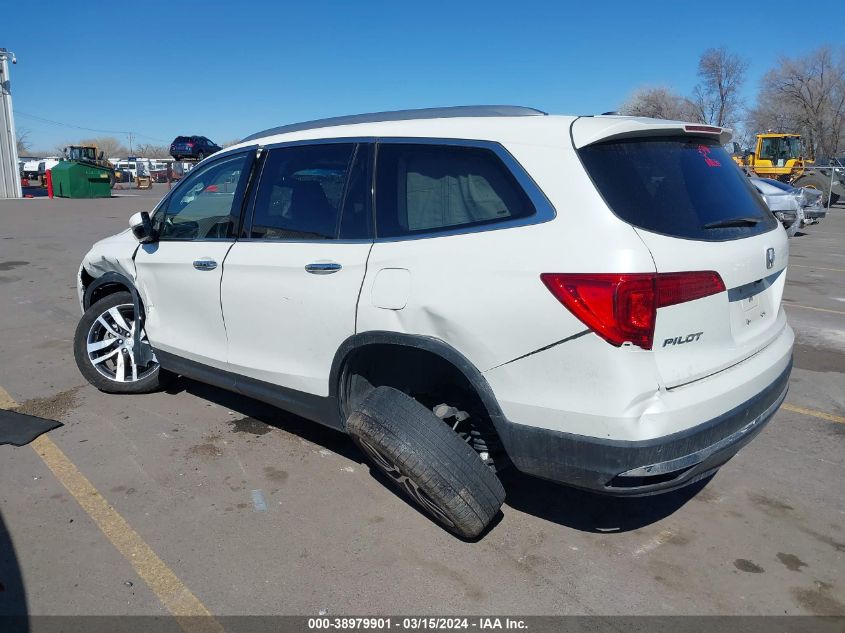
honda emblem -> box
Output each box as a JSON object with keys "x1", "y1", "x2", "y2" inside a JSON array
[{"x1": 766, "y1": 247, "x2": 775, "y2": 269}]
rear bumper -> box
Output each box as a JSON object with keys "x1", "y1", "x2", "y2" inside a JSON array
[{"x1": 496, "y1": 358, "x2": 791, "y2": 496}]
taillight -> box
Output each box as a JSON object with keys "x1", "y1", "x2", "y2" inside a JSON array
[
  {"x1": 654, "y1": 271, "x2": 725, "y2": 308},
  {"x1": 187, "y1": 142, "x2": 194, "y2": 148},
  {"x1": 540, "y1": 271, "x2": 725, "y2": 350}
]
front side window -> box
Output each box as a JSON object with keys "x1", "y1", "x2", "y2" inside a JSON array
[
  {"x1": 248, "y1": 143, "x2": 358, "y2": 240},
  {"x1": 156, "y1": 152, "x2": 250, "y2": 240},
  {"x1": 374, "y1": 143, "x2": 535, "y2": 238}
]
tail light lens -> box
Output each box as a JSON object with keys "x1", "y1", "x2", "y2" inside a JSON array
[
  {"x1": 187, "y1": 142, "x2": 194, "y2": 148},
  {"x1": 541, "y1": 271, "x2": 725, "y2": 349}
]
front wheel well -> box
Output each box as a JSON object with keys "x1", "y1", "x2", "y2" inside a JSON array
[
  {"x1": 338, "y1": 343, "x2": 506, "y2": 469},
  {"x1": 83, "y1": 272, "x2": 135, "y2": 309}
]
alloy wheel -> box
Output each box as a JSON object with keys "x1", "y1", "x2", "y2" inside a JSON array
[
  {"x1": 356, "y1": 436, "x2": 456, "y2": 528},
  {"x1": 86, "y1": 303, "x2": 158, "y2": 383}
]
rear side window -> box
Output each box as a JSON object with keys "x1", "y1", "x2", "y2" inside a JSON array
[
  {"x1": 375, "y1": 144, "x2": 534, "y2": 238},
  {"x1": 578, "y1": 137, "x2": 777, "y2": 240},
  {"x1": 248, "y1": 143, "x2": 357, "y2": 240}
]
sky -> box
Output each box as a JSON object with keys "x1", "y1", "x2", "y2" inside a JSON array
[{"x1": 3, "y1": 0, "x2": 835, "y2": 154}]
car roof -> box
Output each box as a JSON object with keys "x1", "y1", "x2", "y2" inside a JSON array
[
  {"x1": 230, "y1": 107, "x2": 729, "y2": 153},
  {"x1": 241, "y1": 106, "x2": 547, "y2": 142}
]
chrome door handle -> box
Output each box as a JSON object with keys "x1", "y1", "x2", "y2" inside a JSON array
[
  {"x1": 305, "y1": 262, "x2": 342, "y2": 274},
  {"x1": 193, "y1": 258, "x2": 218, "y2": 271}
]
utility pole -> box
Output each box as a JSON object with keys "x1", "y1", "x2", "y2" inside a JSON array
[{"x1": 0, "y1": 48, "x2": 22, "y2": 199}]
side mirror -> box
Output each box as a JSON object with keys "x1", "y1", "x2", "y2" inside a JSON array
[{"x1": 129, "y1": 211, "x2": 156, "y2": 243}]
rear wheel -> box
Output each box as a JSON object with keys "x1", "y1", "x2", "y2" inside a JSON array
[
  {"x1": 73, "y1": 292, "x2": 171, "y2": 394},
  {"x1": 196, "y1": 152, "x2": 205, "y2": 161},
  {"x1": 347, "y1": 386, "x2": 505, "y2": 538}
]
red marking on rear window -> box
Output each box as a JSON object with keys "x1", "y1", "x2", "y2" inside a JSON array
[
  {"x1": 205, "y1": 184, "x2": 218, "y2": 192},
  {"x1": 697, "y1": 145, "x2": 721, "y2": 168}
]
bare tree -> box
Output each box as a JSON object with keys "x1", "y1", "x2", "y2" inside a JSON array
[
  {"x1": 619, "y1": 86, "x2": 699, "y2": 121},
  {"x1": 748, "y1": 46, "x2": 845, "y2": 157},
  {"x1": 16, "y1": 129, "x2": 31, "y2": 155},
  {"x1": 134, "y1": 143, "x2": 170, "y2": 158},
  {"x1": 692, "y1": 48, "x2": 748, "y2": 128},
  {"x1": 76, "y1": 136, "x2": 128, "y2": 159}
]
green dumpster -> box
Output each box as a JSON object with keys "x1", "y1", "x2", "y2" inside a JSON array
[{"x1": 50, "y1": 161, "x2": 112, "y2": 198}]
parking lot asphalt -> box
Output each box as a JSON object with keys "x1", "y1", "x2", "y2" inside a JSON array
[{"x1": 0, "y1": 187, "x2": 843, "y2": 617}]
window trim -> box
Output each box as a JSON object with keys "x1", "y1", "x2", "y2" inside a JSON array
[
  {"x1": 372, "y1": 137, "x2": 556, "y2": 242},
  {"x1": 153, "y1": 147, "x2": 258, "y2": 243},
  {"x1": 239, "y1": 139, "x2": 372, "y2": 244},
  {"x1": 234, "y1": 136, "x2": 556, "y2": 244}
]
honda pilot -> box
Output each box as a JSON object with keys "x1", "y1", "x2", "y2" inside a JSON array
[{"x1": 74, "y1": 106, "x2": 793, "y2": 537}]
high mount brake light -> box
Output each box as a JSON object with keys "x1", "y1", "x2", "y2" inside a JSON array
[
  {"x1": 540, "y1": 272, "x2": 726, "y2": 350},
  {"x1": 684, "y1": 125, "x2": 722, "y2": 135}
]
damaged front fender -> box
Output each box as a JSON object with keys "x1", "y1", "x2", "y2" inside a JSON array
[{"x1": 78, "y1": 228, "x2": 140, "y2": 311}]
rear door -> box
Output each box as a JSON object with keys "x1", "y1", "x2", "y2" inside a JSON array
[
  {"x1": 574, "y1": 126, "x2": 787, "y2": 387},
  {"x1": 221, "y1": 142, "x2": 373, "y2": 397}
]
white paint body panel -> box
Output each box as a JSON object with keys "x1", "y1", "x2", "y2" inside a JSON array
[
  {"x1": 221, "y1": 242, "x2": 371, "y2": 396},
  {"x1": 640, "y1": 227, "x2": 788, "y2": 388},
  {"x1": 78, "y1": 228, "x2": 139, "y2": 309},
  {"x1": 134, "y1": 242, "x2": 233, "y2": 368}
]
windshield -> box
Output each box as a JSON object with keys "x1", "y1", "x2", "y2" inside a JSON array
[
  {"x1": 759, "y1": 136, "x2": 803, "y2": 163},
  {"x1": 756, "y1": 178, "x2": 794, "y2": 193},
  {"x1": 578, "y1": 136, "x2": 777, "y2": 241}
]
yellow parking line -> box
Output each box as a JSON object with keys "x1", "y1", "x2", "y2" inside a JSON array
[
  {"x1": 791, "y1": 264, "x2": 845, "y2": 273},
  {"x1": 784, "y1": 303, "x2": 845, "y2": 315},
  {"x1": 0, "y1": 386, "x2": 224, "y2": 633},
  {"x1": 782, "y1": 403, "x2": 845, "y2": 425}
]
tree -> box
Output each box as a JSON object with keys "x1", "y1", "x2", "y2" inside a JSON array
[
  {"x1": 692, "y1": 47, "x2": 748, "y2": 128},
  {"x1": 16, "y1": 129, "x2": 31, "y2": 155},
  {"x1": 76, "y1": 136, "x2": 128, "y2": 159},
  {"x1": 619, "y1": 86, "x2": 699, "y2": 121},
  {"x1": 134, "y1": 143, "x2": 170, "y2": 158},
  {"x1": 748, "y1": 47, "x2": 845, "y2": 157}
]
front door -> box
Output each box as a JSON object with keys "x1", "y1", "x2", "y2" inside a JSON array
[{"x1": 135, "y1": 150, "x2": 255, "y2": 368}]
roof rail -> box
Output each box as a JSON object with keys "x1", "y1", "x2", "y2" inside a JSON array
[{"x1": 241, "y1": 105, "x2": 547, "y2": 142}]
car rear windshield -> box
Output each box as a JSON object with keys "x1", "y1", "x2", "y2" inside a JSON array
[
  {"x1": 578, "y1": 136, "x2": 777, "y2": 240},
  {"x1": 173, "y1": 136, "x2": 190, "y2": 143}
]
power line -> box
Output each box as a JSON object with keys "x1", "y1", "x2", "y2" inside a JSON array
[{"x1": 13, "y1": 110, "x2": 168, "y2": 142}]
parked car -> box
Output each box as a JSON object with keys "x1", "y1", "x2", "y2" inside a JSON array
[
  {"x1": 73, "y1": 108, "x2": 793, "y2": 538},
  {"x1": 149, "y1": 160, "x2": 169, "y2": 183},
  {"x1": 750, "y1": 177, "x2": 826, "y2": 236},
  {"x1": 22, "y1": 157, "x2": 42, "y2": 180},
  {"x1": 169, "y1": 136, "x2": 221, "y2": 162},
  {"x1": 22, "y1": 156, "x2": 59, "y2": 180},
  {"x1": 113, "y1": 160, "x2": 138, "y2": 182}
]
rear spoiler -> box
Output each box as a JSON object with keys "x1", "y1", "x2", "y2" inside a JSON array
[{"x1": 571, "y1": 116, "x2": 732, "y2": 148}]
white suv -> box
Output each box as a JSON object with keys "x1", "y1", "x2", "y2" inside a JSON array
[{"x1": 74, "y1": 106, "x2": 793, "y2": 537}]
